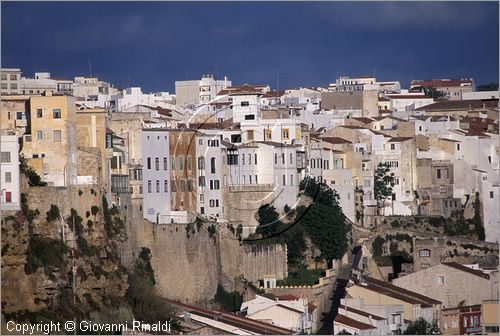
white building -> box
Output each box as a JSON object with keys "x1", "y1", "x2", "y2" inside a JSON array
[
  {"x1": 1, "y1": 68, "x2": 22, "y2": 95},
  {"x1": 20, "y1": 72, "x2": 73, "y2": 95},
  {"x1": 385, "y1": 91, "x2": 435, "y2": 114},
  {"x1": 332, "y1": 76, "x2": 401, "y2": 93},
  {"x1": 141, "y1": 129, "x2": 171, "y2": 223},
  {"x1": 116, "y1": 87, "x2": 175, "y2": 111},
  {"x1": 240, "y1": 294, "x2": 318, "y2": 333},
  {"x1": 1, "y1": 135, "x2": 20, "y2": 210},
  {"x1": 73, "y1": 76, "x2": 119, "y2": 99}
]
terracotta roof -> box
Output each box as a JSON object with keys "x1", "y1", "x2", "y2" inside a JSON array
[
  {"x1": 262, "y1": 90, "x2": 286, "y2": 98},
  {"x1": 334, "y1": 314, "x2": 377, "y2": 330},
  {"x1": 276, "y1": 294, "x2": 299, "y2": 301},
  {"x1": 355, "y1": 275, "x2": 441, "y2": 306},
  {"x1": 255, "y1": 141, "x2": 301, "y2": 148},
  {"x1": 217, "y1": 84, "x2": 265, "y2": 96},
  {"x1": 352, "y1": 117, "x2": 375, "y2": 124},
  {"x1": 379, "y1": 97, "x2": 390, "y2": 102},
  {"x1": 168, "y1": 299, "x2": 293, "y2": 335},
  {"x1": 387, "y1": 137, "x2": 413, "y2": 143},
  {"x1": 339, "y1": 305, "x2": 385, "y2": 320},
  {"x1": 308, "y1": 303, "x2": 317, "y2": 312},
  {"x1": 415, "y1": 99, "x2": 498, "y2": 111},
  {"x1": 442, "y1": 262, "x2": 490, "y2": 279},
  {"x1": 386, "y1": 94, "x2": 431, "y2": 99},
  {"x1": 341, "y1": 125, "x2": 366, "y2": 130},
  {"x1": 412, "y1": 79, "x2": 473, "y2": 88},
  {"x1": 320, "y1": 136, "x2": 352, "y2": 144}
]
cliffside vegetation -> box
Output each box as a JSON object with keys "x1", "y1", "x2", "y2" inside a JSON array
[
  {"x1": 214, "y1": 285, "x2": 243, "y2": 312},
  {"x1": 249, "y1": 177, "x2": 349, "y2": 282}
]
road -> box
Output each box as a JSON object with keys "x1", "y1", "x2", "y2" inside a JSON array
[{"x1": 316, "y1": 248, "x2": 359, "y2": 335}]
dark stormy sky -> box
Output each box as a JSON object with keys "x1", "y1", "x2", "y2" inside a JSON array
[{"x1": 2, "y1": 1, "x2": 499, "y2": 93}]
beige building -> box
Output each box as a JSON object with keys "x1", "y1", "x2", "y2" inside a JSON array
[
  {"x1": 22, "y1": 94, "x2": 77, "y2": 186},
  {"x1": 393, "y1": 263, "x2": 498, "y2": 309},
  {"x1": 347, "y1": 275, "x2": 441, "y2": 323},
  {"x1": 1, "y1": 95, "x2": 30, "y2": 136},
  {"x1": 321, "y1": 90, "x2": 379, "y2": 117},
  {"x1": 75, "y1": 107, "x2": 108, "y2": 187}
]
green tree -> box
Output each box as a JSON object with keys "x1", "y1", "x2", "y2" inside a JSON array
[
  {"x1": 403, "y1": 318, "x2": 439, "y2": 335},
  {"x1": 413, "y1": 86, "x2": 446, "y2": 99},
  {"x1": 477, "y1": 83, "x2": 499, "y2": 91},
  {"x1": 19, "y1": 155, "x2": 47, "y2": 187},
  {"x1": 374, "y1": 162, "x2": 395, "y2": 215},
  {"x1": 255, "y1": 204, "x2": 281, "y2": 237}
]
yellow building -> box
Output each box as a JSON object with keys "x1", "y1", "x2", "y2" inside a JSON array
[
  {"x1": 22, "y1": 94, "x2": 77, "y2": 186},
  {"x1": 482, "y1": 300, "x2": 499, "y2": 334}
]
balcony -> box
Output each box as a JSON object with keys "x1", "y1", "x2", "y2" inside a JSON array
[{"x1": 111, "y1": 174, "x2": 130, "y2": 193}]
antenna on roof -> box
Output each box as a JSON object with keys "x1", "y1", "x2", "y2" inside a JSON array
[{"x1": 88, "y1": 58, "x2": 93, "y2": 77}]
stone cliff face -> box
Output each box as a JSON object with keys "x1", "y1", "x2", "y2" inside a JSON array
[
  {"x1": 1, "y1": 179, "x2": 131, "y2": 323},
  {"x1": 141, "y1": 221, "x2": 288, "y2": 305}
]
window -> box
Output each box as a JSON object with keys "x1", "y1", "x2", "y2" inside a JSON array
[
  {"x1": 36, "y1": 130, "x2": 43, "y2": 140},
  {"x1": 179, "y1": 157, "x2": 184, "y2": 170},
  {"x1": 147, "y1": 157, "x2": 151, "y2": 169},
  {"x1": 5, "y1": 172, "x2": 12, "y2": 183},
  {"x1": 282, "y1": 128, "x2": 290, "y2": 140},
  {"x1": 419, "y1": 249, "x2": 430, "y2": 257},
  {"x1": 200, "y1": 194, "x2": 204, "y2": 203},
  {"x1": 241, "y1": 101, "x2": 249, "y2": 107},
  {"x1": 209, "y1": 200, "x2": 215, "y2": 207},
  {"x1": 490, "y1": 191, "x2": 494, "y2": 199},
  {"x1": 200, "y1": 207, "x2": 205, "y2": 214},
  {"x1": 390, "y1": 144, "x2": 395, "y2": 150},
  {"x1": 1, "y1": 152, "x2": 11, "y2": 163},
  {"x1": 290, "y1": 153, "x2": 293, "y2": 164},
  {"x1": 457, "y1": 143, "x2": 460, "y2": 151},
  {"x1": 187, "y1": 180, "x2": 194, "y2": 191},
  {"x1": 164, "y1": 180, "x2": 168, "y2": 192},
  {"x1": 231, "y1": 134, "x2": 242, "y2": 143},
  {"x1": 282, "y1": 153, "x2": 285, "y2": 164},
  {"x1": 53, "y1": 130, "x2": 61, "y2": 142},
  {"x1": 171, "y1": 157, "x2": 176, "y2": 170},
  {"x1": 282, "y1": 175, "x2": 286, "y2": 186},
  {"x1": 198, "y1": 139, "x2": 203, "y2": 145},
  {"x1": 208, "y1": 139, "x2": 219, "y2": 147},
  {"x1": 255, "y1": 154, "x2": 257, "y2": 165},
  {"x1": 242, "y1": 154, "x2": 245, "y2": 165},
  {"x1": 211, "y1": 157, "x2": 216, "y2": 174},
  {"x1": 53, "y1": 109, "x2": 61, "y2": 118},
  {"x1": 244, "y1": 114, "x2": 255, "y2": 120},
  {"x1": 394, "y1": 178, "x2": 400, "y2": 185},
  {"x1": 255, "y1": 175, "x2": 258, "y2": 184},
  {"x1": 274, "y1": 153, "x2": 277, "y2": 164},
  {"x1": 228, "y1": 154, "x2": 238, "y2": 165},
  {"x1": 247, "y1": 130, "x2": 254, "y2": 141},
  {"x1": 249, "y1": 175, "x2": 252, "y2": 184},
  {"x1": 10, "y1": 74, "x2": 16, "y2": 80},
  {"x1": 37, "y1": 109, "x2": 43, "y2": 118},
  {"x1": 147, "y1": 181, "x2": 152, "y2": 193},
  {"x1": 290, "y1": 174, "x2": 294, "y2": 186},
  {"x1": 16, "y1": 112, "x2": 23, "y2": 120},
  {"x1": 198, "y1": 157, "x2": 205, "y2": 169},
  {"x1": 199, "y1": 176, "x2": 206, "y2": 187},
  {"x1": 1, "y1": 83, "x2": 7, "y2": 90},
  {"x1": 437, "y1": 169, "x2": 442, "y2": 179},
  {"x1": 248, "y1": 154, "x2": 251, "y2": 165},
  {"x1": 171, "y1": 181, "x2": 177, "y2": 192},
  {"x1": 10, "y1": 83, "x2": 17, "y2": 89},
  {"x1": 156, "y1": 180, "x2": 160, "y2": 193},
  {"x1": 438, "y1": 276, "x2": 444, "y2": 286},
  {"x1": 5, "y1": 192, "x2": 11, "y2": 203},
  {"x1": 265, "y1": 129, "x2": 272, "y2": 140},
  {"x1": 187, "y1": 156, "x2": 192, "y2": 170},
  {"x1": 210, "y1": 180, "x2": 220, "y2": 190},
  {"x1": 180, "y1": 180, "x2": 185, "y2": 192},
  {"x1": 0, "y1": 74, "x2": 6, "y2": 80},
  {"x1": 418, "y1": 126, "x2": 423, "y2": 132}
]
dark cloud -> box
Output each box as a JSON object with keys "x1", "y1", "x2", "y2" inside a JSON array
[{"x1": 2, "y1": 1, "x2": 498, "y2": 92}]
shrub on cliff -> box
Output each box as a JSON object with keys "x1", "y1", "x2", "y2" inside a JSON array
[
  {"x1": 46, "y1": 204, "x2": 60, "y2": 222},
  {"x1": 214, "y1": 285, "x2": 243, "y2": 312},
  {"x1": 20, "y1": 155, "x2": 47, "y2": 187},
  {"x1": 25, "y1": 237, "x2": 69, "y2": 274}
]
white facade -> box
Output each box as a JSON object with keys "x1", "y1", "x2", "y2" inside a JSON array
[
  {"x1": 1, "y1": 135, "x2": 20, "y2": 210},
  {"x1": 116, "y1": 87, "x2": 175, "y2": 111},
  {"x1": 462, "y1": 91, "x2": 499, "y2": 100},
  {"x1": 142, "y1": 130, "x2": 170, "y2": 223},
  {"x1": 241, "y1": 295, "x2": 317, "y2": 333},
  {"x1": 1, "y1": 68, "x2": 22, "y2": 95},
  {"x1": 196, "y1": 130, "x2": 225, "y2": 219}
]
